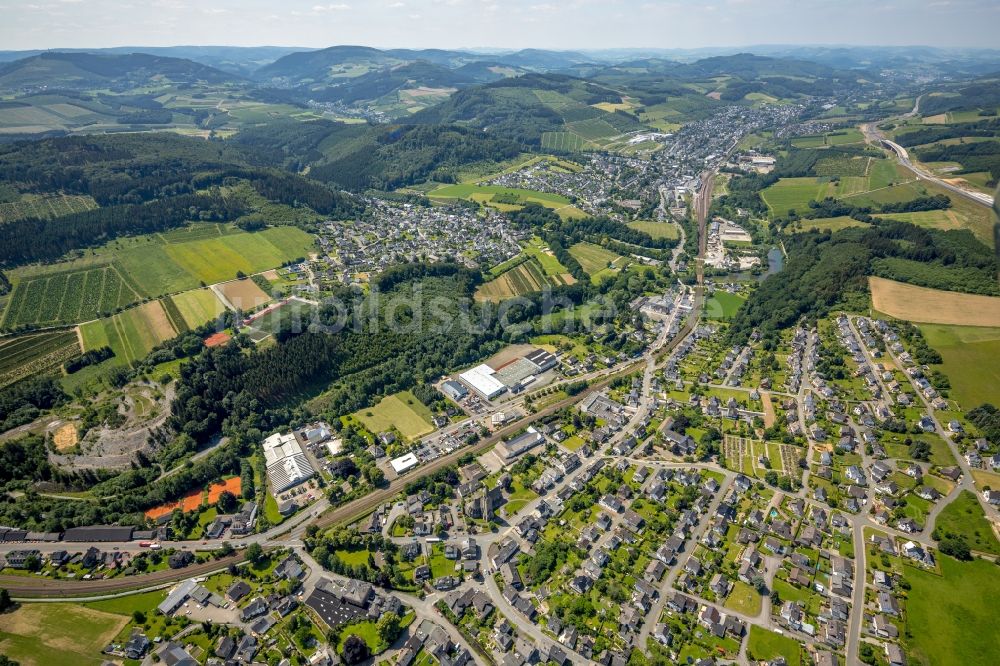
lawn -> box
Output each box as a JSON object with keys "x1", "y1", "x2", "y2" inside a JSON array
[
  {"x1": 970, "y1": 469, "x2": 1000, "y2": 493},
  {"x1": 428, "y1": 543, "x2": 456, "y2": 579},
  {"x1": 0, "y1": 603, "x2": 128, "y2": 666},
  {"x1": 627, "y1": 220, "x2": 680, "y2": 240},
  {"x1": 704, "y1": 291, "x2": 746, "y2": 320},
  {"x1": 505, "y1": 479, "x2": 539, "y2": 514},
  {"x1": 724, "y1": 581, "x2": 762, "y2": 616},
  {"x1": 932, "y1": 490, "x2": 1000, "y2": 555},
  {"x1": 903, "y1": 556, "x2": 1000, "y2": 666},
  {"x1": 917, "y1": 324, "x2": 1000, "y2": 408},
  {"x1": 567, "y1": 242, "x2": 628, "y2": 283},
  {"x1": 746, "y1": 625, "x2": 802, "y2": 666},
  {"x1": 335, "y1": 548, "x2": 372, "y2": 567},
  {"x1": 84, "y1": 589, "x2": 167, "y2": 616},
  {"x1": 338, "y1": 619, "x2": 386, "y2": 655},
  {"x1": 351, "y1": 390, "x2": 435, "y2": 441}
]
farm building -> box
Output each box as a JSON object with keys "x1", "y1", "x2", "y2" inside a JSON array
[
  {"x1": 263, "y1": 432, "x2": 316, "y2": 492},
  {"x1": 390, "y1": 452, "x2": 420, "y2": 475},
  {"x1": 459, "y1": 364, "x2": 507, "y2": 400}
]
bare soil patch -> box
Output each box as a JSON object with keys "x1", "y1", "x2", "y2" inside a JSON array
[
  {"x1": 51, "y1": 423, "x2": 78, "y2": 451},
  {"x1": 761, "y1": 392, "x2": 775, "y2": 428}
]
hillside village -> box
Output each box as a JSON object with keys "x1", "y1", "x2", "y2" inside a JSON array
[{"x1": 0, "y1": 38, "x2": 998, "y2": 666}]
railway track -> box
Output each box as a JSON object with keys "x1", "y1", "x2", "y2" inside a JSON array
[{"x1": 0, "y1": 552, "x2": 244, "y2": 599}]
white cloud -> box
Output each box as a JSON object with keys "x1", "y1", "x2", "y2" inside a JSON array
[{"x1": 312, "y1": 3, "x2": 350, "y2": 12}]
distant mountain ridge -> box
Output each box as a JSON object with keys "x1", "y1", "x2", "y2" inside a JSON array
[{"x1": 0, "y1": 52, "x2": 241, "y2": 89}]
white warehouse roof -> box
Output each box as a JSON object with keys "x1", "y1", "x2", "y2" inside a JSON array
[
  {"x1": 263, "y1": 432, "x2": 316, "y2": 493},
  {"x1": 390, "y1": 452, "x2": 420, "y2": 474},
  {"x1": 459, "y1": 364, "x2": 507, "y2": 399}
]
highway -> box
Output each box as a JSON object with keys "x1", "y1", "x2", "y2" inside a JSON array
[{"x1": 862, "y1": 123, "x2": 994, "y2": 208}]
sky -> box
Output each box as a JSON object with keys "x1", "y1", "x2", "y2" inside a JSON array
[{"x1": 0, "y1": 0, "x2": 998, "y2": 51}]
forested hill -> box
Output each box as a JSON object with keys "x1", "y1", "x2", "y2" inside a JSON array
[
  {"x1": 0, "y1": 132, "x2": 361, "y2": 265},
  {"x1": 409, "y1": 73, "x2": 648, "y2": 146},
  {"x1": 0, "y1": 51, "x2": 240, "y2": 89},
  {"x1": 234, "y1": 120, "x2": 521, "y2": 191}
]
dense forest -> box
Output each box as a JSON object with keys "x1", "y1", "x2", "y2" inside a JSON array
[
  {"x1": 0, "y1": 377, "x2": 66, "y2": 435},
  {"x1": 307, "y1": 124, "x2": 521, "y2": 191},
  {"x1": 410, "y1": 73, "x2": 645, "y2": 146}
]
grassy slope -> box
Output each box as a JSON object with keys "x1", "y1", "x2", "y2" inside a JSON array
[
  {"x1": 903, "y1": 556, "x2": 1000, "y2": 666},
  {"x1": 932, "y1": 490, "x2": 1000, "y2": 555},
  {"x1": 918, "y1": 324, "x2": 1000, "y2": 408}
]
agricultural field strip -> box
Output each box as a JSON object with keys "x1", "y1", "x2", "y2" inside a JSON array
[{"x1": 1, "y1": 226, "x2": 309, "y2": 331}]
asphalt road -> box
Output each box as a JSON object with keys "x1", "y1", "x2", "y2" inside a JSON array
[{"x1": 862, "y1": 123, "x2": 994, "y2": 208}]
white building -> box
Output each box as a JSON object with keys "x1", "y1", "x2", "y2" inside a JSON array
[
  {"x1": 459, "y1": 364, "x2": 507, "y2": 400},
  {"x1": 390, "y1": 452, "x2": 419, "y2": 475},
  {"x1": 263, "y1": 432, "x2": 316, "y2": 493}
]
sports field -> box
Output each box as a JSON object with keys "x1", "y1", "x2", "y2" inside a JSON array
[
  {"x1": 869, "y1": 277, "x2": 1000, "y2": 327},
  {"x1": 917, "y1": 324, "x2": 1000, "y2": 408},
  {"x1": 903, "y1": 556, "x2": 1000, "y2": 666},
  {"x1": 567, "y1": 242, "x2": 628, "y2": 284},
  {"x1": 351, "y1": 390, "x2": 435, "y2": 441},
  {"x1": 0, "y1": 602, "x2": 127, "y2": 666},
  {"x1": 1, "y1": 225, "x2": 311, "y2": 330},
  {"x1": 627, "y1": 220, "x2": 680, "y2": 239}
]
